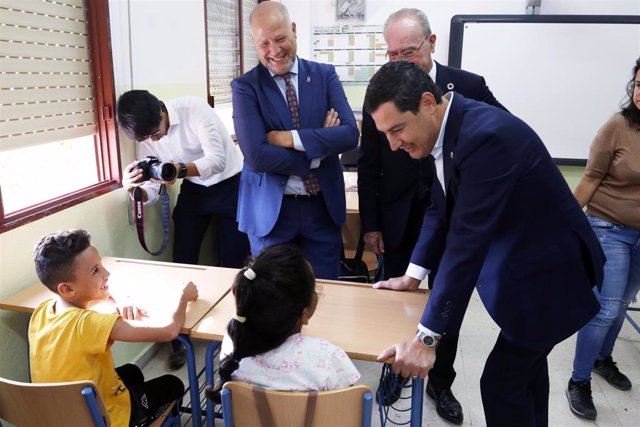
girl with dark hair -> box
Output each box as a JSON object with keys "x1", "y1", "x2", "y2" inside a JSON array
[
  {"x1": 567, "y1": 57, "x2": 640, "y2": 421},
  {"x1": 207, "y1": 244, "x2": 360, "y2": 402}
]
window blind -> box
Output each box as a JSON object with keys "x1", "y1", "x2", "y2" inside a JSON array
[
  {"x1": 206, "y1": 0, "x2": 258, "y2": 105},
  {"x1": 207, "y1": 0, "x2": 240, "y2": 105},
  {"x1": 0, "y1": 0, "x2": 96, "y2": 152},
  {"x1": 241, "y1": 0, "x2": 258, "y2": 73}
]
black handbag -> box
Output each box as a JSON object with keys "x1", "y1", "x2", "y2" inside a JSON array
[{"x1": 338, "y1": 232, "x2": 370, "y2": 283}]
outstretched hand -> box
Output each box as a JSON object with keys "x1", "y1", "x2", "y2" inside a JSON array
[
  {"x1": 377, "y1": 337, "x2": 435, "y2": 379},
  {"x1": 181, "y1": 281, "x2": 199, "y2": 303},
  {"x1": 373, "y1": 274, "x2": 421, "y2": 291}
]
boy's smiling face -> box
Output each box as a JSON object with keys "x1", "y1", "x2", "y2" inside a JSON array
[{"x1": 63, "y1": 245, "x2": 111, "y2": 305}]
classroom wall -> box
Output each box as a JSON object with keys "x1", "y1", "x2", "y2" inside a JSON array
[
  {"x1": 0, "y1": 0, "x2": 210, "y2": 382},
  {"x1": 1, "y1": 0, "x2": 637, "y2": 383},
  {"x1": 280, "y1": 0, "x2": 640, "y2": 111}
]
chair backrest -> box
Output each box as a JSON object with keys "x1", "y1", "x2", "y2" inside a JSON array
[
  {"x1": 0, "y1": 377, "x2": 109, "y2": 427},
  {"x1": 221, "y1": 382, "x2": 373, "y2": 427}
]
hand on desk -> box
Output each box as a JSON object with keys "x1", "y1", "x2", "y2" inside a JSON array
[
  {"x1": 89, "y1": 296, "x2": 148, "y2": 320},
  {"x1": 181, "y1": 282, "x2": 199, "y2": 304},
  {"x1": 373, "y1": 274, "x2": 421, "y2": 291},
  {"x1": 117, "y1": 303, "x2": 148, "y2": 321},
  {"x1": 377, "y1": 336, "x2": 435, "y2": 379}
]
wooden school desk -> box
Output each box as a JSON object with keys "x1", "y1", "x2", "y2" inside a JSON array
[
  {"x1": 0, "y1": 256, "x2": 238, "y2": 426},
  {"x1": 190, "y1": 279, "x2": 430, "y2": 427}
]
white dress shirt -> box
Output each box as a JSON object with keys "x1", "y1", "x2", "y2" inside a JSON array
[
  {"x1": 136, "y1": 96, "x2": 243, "y2": 205},
  {"x1": 405, "y1": 92, "x2": 454, "y2": 282},
  {"x1": 269, "y1": 57, "x2": 321, "y2": 195}
]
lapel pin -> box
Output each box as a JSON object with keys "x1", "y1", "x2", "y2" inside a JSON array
[
  {"x1": 447, "y1": 82, "x2": 454, "y2": 90},
  {"x1": 306, "y1": 76, "x2": 311, "y2": 83},
  {"x1": 450, "y1": 152, "x2": 454, "y2": 159}
]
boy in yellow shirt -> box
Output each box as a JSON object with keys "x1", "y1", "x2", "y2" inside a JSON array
[{"x1": 29, "y1": 229, "x2": 198, "y2": 426}]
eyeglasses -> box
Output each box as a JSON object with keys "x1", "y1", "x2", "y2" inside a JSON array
[
  {"x1": 135, "y1": 128, "x2": 162, "y2": 142},
  {"x1": 385, "y1": 39, "x2": 426, "y2": 61}
]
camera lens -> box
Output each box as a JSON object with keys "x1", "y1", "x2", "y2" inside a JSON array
[{"x1": 150, "y1": 162, "x2": 177, "y2": 181}]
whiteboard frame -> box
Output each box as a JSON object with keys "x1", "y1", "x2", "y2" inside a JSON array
[{"x1": 447, "y1": 14, "x2": 640, "y2": 166}]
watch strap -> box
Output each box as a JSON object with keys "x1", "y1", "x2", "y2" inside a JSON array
[{"x1": 178, "y1": 162, "x2": 187, "y2": 178}]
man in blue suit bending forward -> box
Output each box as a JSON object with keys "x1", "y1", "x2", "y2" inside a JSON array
[
  {"x1": 368, "y1": 61, "x2": 604, "y2": 426},
  {"x1": 232, "y1": 1, "x2": 359, "y2": 279}
]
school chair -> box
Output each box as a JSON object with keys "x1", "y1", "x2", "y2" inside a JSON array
[
  {"x1": 0, "y1": 376, "x2": 180, "y2": 427},
  {"x1": 220, "y1": 382, "x2": 373, "y2": 427}
]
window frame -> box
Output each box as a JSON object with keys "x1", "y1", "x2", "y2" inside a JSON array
[
  {"x1": 0, "y1": 0, "x2": 120, "y2": 233},
  {"x1": 204, "y1": 0, "x2": 263, "y2": 108}
]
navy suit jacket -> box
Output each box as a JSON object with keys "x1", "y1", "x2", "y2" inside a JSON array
[
  {"x1": 358, "y1": 62, "x2": 506, "y2": 249},
  {"x1": 232, "y1": 58, "x2": 359, "y2": 237},
  {"x1": 414, "y1": 94, "x2": 603, "y2": 350}
]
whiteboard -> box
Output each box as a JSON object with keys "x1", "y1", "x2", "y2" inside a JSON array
[{"x1": 448, "y1": 15, "x2": 640, "y2": 164}]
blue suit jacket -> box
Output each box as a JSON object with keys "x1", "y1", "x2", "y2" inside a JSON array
[
  {"x1": 358, "y1": 62, "x2": 506, "y2": 249},
  {"x1": 414, "y1": 94, "x2": 603, "y2": 350},
  {"x1": 232, "y1": 58, "x2": 359, "y2": 237}
]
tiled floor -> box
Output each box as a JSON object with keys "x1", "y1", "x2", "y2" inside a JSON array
[{"x1": 142, "y1": 291, "x2": 640, "y2": 426}]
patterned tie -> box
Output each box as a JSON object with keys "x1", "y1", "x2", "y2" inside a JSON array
[
  {"x1": 283, "y1": 72, "x2": 320, "y2": 195},
  {"x1": 283, "y1": 73, "x2": 300, "y2": 129}
]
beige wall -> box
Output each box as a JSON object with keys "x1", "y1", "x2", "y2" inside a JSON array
[{"x1": 0, "y1": 0, "x2": 210, "y2": 382}]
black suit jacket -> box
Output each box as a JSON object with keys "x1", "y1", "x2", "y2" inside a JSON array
[{"x1": 358, "y1": 62, "x2": 506, "y2": 249}]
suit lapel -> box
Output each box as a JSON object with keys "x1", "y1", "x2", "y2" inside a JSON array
[
  {"x1": 297, "y1": 58, "x2": 312, "y2": 127},
  {"x1": 442, "y1": 93, "x2": 463, "y2": 193},
  {"x1": 435, "y1": 61, "x2": 456, "y2": 93},
  {"x1": 258, "y1": 64, "x2": 295, "y2": 130}
]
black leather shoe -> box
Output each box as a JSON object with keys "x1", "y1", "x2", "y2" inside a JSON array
[
  {"x1": 426, "y1": 382, "x2": 463, "y2": 425},
  {"x1": 593, "y1": 356, "x2": 632, "y2": 391},
  {"x1": 168, "y1": 340, "x2": 187, "y2": 370},
  {"x1": 566, "y1": 379, "x2": 597, "y2": 420},
  {"x1": 376, "y1": 372, "x2": 409, "y2": 406}
]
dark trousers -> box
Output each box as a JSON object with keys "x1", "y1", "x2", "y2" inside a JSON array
[
  {"x1": 247, "y1": 194, "x2": 342, "y2": 279},
  {"x1": 116, "y1": 364, "x2": 184, "y2": 427},
  {"x1": 172, "y1": 173, "x2": 249, "y2": 268},
  {"x1": 480, "y1": 332, "x2": 553, "y2": 427},
  {"x1": 381, "y1": 194, "x2": 429, "y2": 280}
]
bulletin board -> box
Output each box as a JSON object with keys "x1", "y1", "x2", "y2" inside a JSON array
[
  {"x1": 312, "y1": 24, "x2": 385, "y2": 84},
  {"x1": 448, "y1": 15, "x2": 640, "y2": 165}
]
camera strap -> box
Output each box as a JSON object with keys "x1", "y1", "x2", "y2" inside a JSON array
[{"x1": 132, "y1": 184, "x2": 171, "y2": 256}]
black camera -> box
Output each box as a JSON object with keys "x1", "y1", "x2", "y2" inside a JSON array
[{"x1": 134, "y1": 156, "x2": 177, "y2": 181}]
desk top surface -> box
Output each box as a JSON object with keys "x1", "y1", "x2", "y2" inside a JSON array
[
  {"x1": 190, "y1": 280, "x2": 428, "y2": 362},
  {"x1": 0, "y1": 257, "x2": 239, "y2": 333}
]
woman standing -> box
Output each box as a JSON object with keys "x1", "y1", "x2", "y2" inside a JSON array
[{"x1": 567, "y1": 57, "x2": 640, "y2": 420}]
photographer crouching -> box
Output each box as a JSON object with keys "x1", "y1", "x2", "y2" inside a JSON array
[{"x1": 117, "y1": 90, "x2": 250, "y2": 369}]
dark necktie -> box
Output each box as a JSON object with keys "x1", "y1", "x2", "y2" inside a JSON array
[{"x1": 283, "y1": 73, "x2": 320, "y2": 195}]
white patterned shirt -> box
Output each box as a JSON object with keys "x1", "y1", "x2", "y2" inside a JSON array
[{"x1": 220, "y1": 332, "x2": 361, "y2": 391}]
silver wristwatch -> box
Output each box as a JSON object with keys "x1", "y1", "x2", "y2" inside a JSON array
[{"x1": 416, "y1": 330, "x2": 440, "y2": 348}]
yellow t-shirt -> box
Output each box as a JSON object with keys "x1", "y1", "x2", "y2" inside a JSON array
[{"x1": 29, "y1": 298, "x2": 131, "y2": 426}]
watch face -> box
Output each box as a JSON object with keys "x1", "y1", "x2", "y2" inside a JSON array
[{"x1": 422, "y1": 335, "x2": 435, "y2": 346}]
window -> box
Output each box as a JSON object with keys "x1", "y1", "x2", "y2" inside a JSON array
[
  {"x1": 205, "y1": 0, "x2": 259, "y2": 106},
  {"x1": 0, "y1": 0, "x2": 119, "y2": 232}
]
